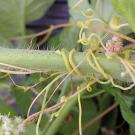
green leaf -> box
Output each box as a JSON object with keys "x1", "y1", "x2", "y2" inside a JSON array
[
  {"x1": 130, "y1": 125, "x2": 135, "y2": 135},
  {"x1": 48, "y1": 0, "x2": 90, "y2": 50},
  {"x1": 59, "y1": 99, "x2": 100, "y2": 135},
  {"x1": 0, "y1": 0, "x2": 25, "y2": 37},
  {"x1": 111, "y1": 0, "x2": 135, "y2": 32},
  {"x1": 0, "y1": 0, "x2": 54, "y2": 38},
  {"x1": 0, "y1": 103, "x2": 15, "y2": 116},
  {"x1": 0, "y1": 37, "x2": 13, "y2": 48},
  {"x1": 68, "y1": 0, "x2": 90, "y2": 22},
  {"x1": 20, "y1": 123, "x2": 41, "y2": 135},
  {"x1": 98, "y1": 94, "x2": 112, "y2": 111},
  {"x1": 92, "y1": 0, "x2": 115, "y2": 22},
  {"x1": 104, "y1": 85, "x2": 135, "y2": 126},
  {"x1": 48, "y1": 28, "x2": 80, "y2": 50},
  {"x1": 93, "y1": 84, "x2": 117, "y2": 128},
  {"x1": 12, "y1": 86, "x2": 32, "y2": 116},
  {"x1": 25, "y1": 0, "x2": 54, "y2": 22}
]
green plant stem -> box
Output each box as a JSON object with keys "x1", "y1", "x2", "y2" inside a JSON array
[
  {"x1": 57, "y1": 80, "x2": 71, "y2": 102},
  {"x1": 82, "y1": 90, "x2": 105, "y2": 99},
  {"x1": 41, "y1": 80, "x2": 71, "y2": 134},
  {"x1": 0, "y1": 48, "x2": 132, "y2": 81},
  {"x1": 45, "y1": 91, "x2": 85, "y2": 135}
]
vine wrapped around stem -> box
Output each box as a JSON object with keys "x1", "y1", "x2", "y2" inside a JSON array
[{"x1": 0, "y1": 47, "x2": 133, "y2": 83}]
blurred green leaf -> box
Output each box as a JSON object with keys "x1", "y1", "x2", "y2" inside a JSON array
[
  {"x1": 20, "y1": 123, "x2": 41, "y2": 135},
  {"x1": 98, "y1": 93, "x2": 113, "y2": 111},
  {"x1": 0, "y1": 37, "x2": 13, "y2": 48},
  {"x1": 130, "y1": 125, "x2": 135, "y2": 135},
  {"x1": 48, "y1": 27, "x2": 80, "y2": 50},
  {"x1": 0, "y1": 0, "x2": 54, "y2": 38},
  {"x1": 25, "y1": 73, "x2": 41, "y2": 85},
  {"x1": 69, "y1": 0, "x2": 90, "y2": 22},
  {"x1": 111, "y1": 0, "x2": 135, "y2": 32},
  {"x1": 91, "y1": 0, "x2": 115, "y2": 22},
  {"x1": 25, "y1": 0, "x2": 54, "y2": 22},
  {"x1": 12, "y1": 86, "x2": 32, "y2": 116},
  {"x1": 59, "y1": 99, "x2": 100, "y2": 135},
  {"x1": 104, "y1": 85, "x2": 135, "y2": 126},
  {"x1": 130, "y1": 126, "x2": 135, "y2": 135},
  {"x1": 91, "y1": 84, "x2": 117, "y2": 129},
  {"x1": 48, "y1": 0, "x2": 90, "y2": 50},
  {"x1": 0, "y1": 103, "x2": 15, "y2": 116}
]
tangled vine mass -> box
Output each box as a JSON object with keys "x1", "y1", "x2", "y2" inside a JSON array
[{"x1": 56, "y1": 0, "x2": 135, "y2": 92}]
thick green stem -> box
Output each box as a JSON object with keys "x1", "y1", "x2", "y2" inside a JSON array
[
  {"x1": 0, "y1": 48, "x2": 131, "y2": 81},
  {"x1": 45, "y1": 91, "x2": 84, "y2": 135}
]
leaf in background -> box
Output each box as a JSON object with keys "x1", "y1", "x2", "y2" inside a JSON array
[
  {"x1": 69, "y1": 0, "x2": 90, "y2": 22},
  {"x1": 90, "y1": 0, "x2": 131, "y2": 37},
  {"x1": 81, "y1": 99, "x2": 100, "y2": 135},
  {"x1": 0, "y1": 0, "x2": 54, "y2": 38},
  {"x1": 91, "y1": 0, "x2": 115, "y2": 22},
  {"x1": 48, "y1": 0, "x2": 119, "y2": 50},
  {"x1": 20, "y1": 123, "x2": 41, "y2": 135},
  {"x1": 48, "y1": 0, "x2": 90, "y2": 50},
  {"x1": 25, "y1": 0, "x2": 54, "y2": 22},
  {"x1": 111, "y1": 0, "x2": 135, "y2": 32},
  {"x1": 0, "y1": 37, "x2": 13, "y2": 48},
  {"x1": 0, "y1": 78, "x2": 15, "y2": 116},
  {"x1": 59, "y1": 99, "x2": 100, "y2": 135},
  {"x1": 104, "y1": 85, "x2": 135, "y2": 127},
  {"x1": 111, "y1": 0, "x2": 127, "y2": 15},
  {"x1": 91, "y1": 84, "x2": 117, "y2": 129},
  {"x1": 130, "y1": 125, "x2": 135, "y2": 135},
  {"x1": 0, "y1": 103, "x2": 15, "y2": 116},
  {"x1": 48, "y1": 27, "x2": 80, "y2": 50},
  {"x1": 12, "y1": 86, "x2": 32, "y2": 116},
  {"x1": 97, "y1": 93, "x2": 117, "y2": 128}
]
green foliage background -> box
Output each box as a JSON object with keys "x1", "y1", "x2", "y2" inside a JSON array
[{"x1": 0, "y1": 0, "x2": 135, "y2": 135}]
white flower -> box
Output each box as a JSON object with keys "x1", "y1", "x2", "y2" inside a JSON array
[
  {"x1": 5, "y1": 131, "x2": 11, "y2": 135},
  {"x1": 17, "y1": 124, "x2": 25, "y2": 133},
  {"x1": 14, "y1": 116, "x2": 23, "y2": 124},
  {"x1": 0, "y1": 115, "x2": 25, "y2": 134},
  {"x1": 2, "y1": 116, "x2": 13, "y2": 133}
]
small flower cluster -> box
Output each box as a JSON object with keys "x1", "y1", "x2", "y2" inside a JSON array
[
  {"x1": 105, "y1": 36, "x2": 123, "y2": 56},
  {"x1": 0, "y1": 114, "x2": 25, "y2": 135}
]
